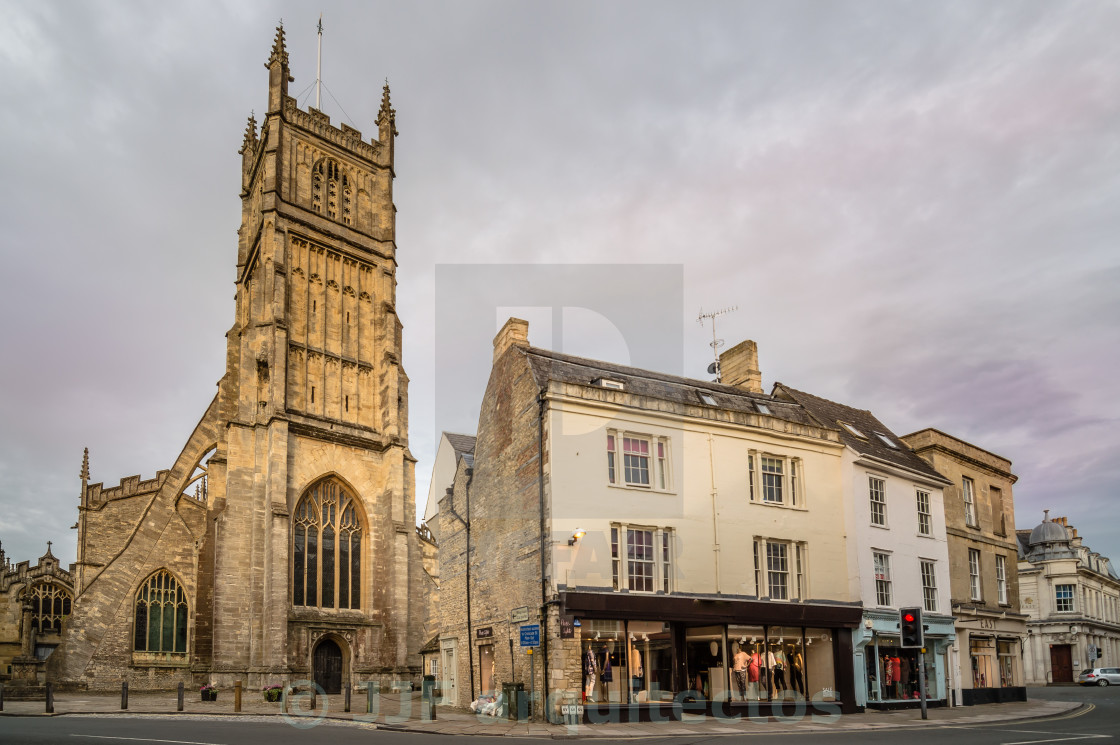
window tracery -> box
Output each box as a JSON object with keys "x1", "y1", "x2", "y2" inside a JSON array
[
  {"x1": 311, "y1": 159, "x2": 352, "y2": 226},
  {"x1": 28, "y1": 582, "x2": 72, "y2": 633},
  {"x1": 134, "y1": 570, "x2": 188, "y2": 653},
  {"x1": 293, "y1": 478, "x2": 363, "y2": 609}
]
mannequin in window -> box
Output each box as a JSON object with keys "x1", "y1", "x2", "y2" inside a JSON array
[
  {"x1": 789, "y1": 647, "x2": 806, "y2": 696},
  {"x1": 898, "y1": 654, "x2": 911, "y2": 698},
  {"x1": 732, "y1": 643, "x2": 749, "y2": 701},
  {"x1": 600, "y1": 646, "x2": 613, "y2": 699},
  {"x1": 891, "y1": 654, "x2": 902, "y2": 699},
  {"x1": 772, "y1": 644, "x2": 787, "y2": 692},
  {"x1": 629, "y1": 644, "x2": 643, "y2": 701},
  {"x1": 766, "y1": 646, "x2": 778, "y2": 696},
  {"x1": 748, "y1": 647, "x2": 762, "y2": 700},
  {"x1": 584, "y1": 647, "x2": 599, "y2": 701}
]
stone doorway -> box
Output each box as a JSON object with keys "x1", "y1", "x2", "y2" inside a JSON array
[
  {"x1": 1050, "y1": 644, "x2": 1073, "y2": 683},
  {"x1": 314, "y1": 638, "x2": 343, "y2": 693}
]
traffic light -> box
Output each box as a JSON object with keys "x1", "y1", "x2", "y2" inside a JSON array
[{"x1": 900, "y1": 607, "x2": 924, "y2": 648}]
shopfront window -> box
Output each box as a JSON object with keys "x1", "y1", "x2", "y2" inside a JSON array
[
  {"x1": 685, "y1": 626, "x2": 726, "y2": 700},
  {"x1": 998, "y1": 641, "x2": 1016, "y2": 687},
  {"x1": 769, "y1": 627, "x2": 806, "y2": 700},
  {"x1": 629, "y1": 620, "x2": 674, "y2": 703},
  {"x1": 728, "y1": 625, "x2": 769, "y2": 701},
  {"x1": 581, "y1": 620, "x2": 626, "y2": 703},
  {"x1": 971, "y1": 637, "x2": 996, "y2": 688},
  {"x1": 868, "y1": 639, "x2": 921, "y2": 701},
  {"x1": 805, "y1": 628, "x2": 837, "y2": 702}
]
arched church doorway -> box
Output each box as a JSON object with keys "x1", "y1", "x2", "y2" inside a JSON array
[{"x1": 313, "y1": 638, "x2": 343, "y2": 694}]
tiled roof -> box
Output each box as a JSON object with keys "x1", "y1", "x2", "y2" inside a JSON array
[
  {"x1": 520, "y1": 347, "x2": 817, "y2": 427},
  {"x1": 775, "y1": 384, "x2": 949, "y2": 484},
  {"x1": 419, "y1": 634, "x2": 440, "y2": 654},
  {"x1": 444, "y1": 432, "x2": 476, "y2": 456}
]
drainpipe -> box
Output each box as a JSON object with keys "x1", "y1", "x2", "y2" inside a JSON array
[
  {"x1": 708, "y1": 433, "x2": 721, "y2": 594},
  {"x1": 465, "y1": 468, "x2": 475, "y2": 702},
  {"x1": 538, "y1": 391, "x2": 550, "y2": 717}
]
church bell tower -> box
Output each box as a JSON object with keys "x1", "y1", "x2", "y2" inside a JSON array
[{"x1": 208, "y1": 24, "x2": 419, "y2": 688}]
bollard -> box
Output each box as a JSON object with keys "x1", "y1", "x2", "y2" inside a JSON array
[
  {"x1": 177, "y1": 682, "x2": 184, "y2": 712},
  {"x1": 366, "y1": 683, "x2": 374, "y2": 714},
  {"x1": 1, "y1": 680, "x2": 5, "y2": 712},
  {"x1": 121, "y1": 681, "x2": 128, "y2": 710},
  {"x1": 311, "y1": 686, "x2": 317, "y2": 711},
  {"x1": 234, "y1": 680, "x2": 242, "y2": 712},
  {"x1": 45, "y1": 682, "x2": 53, "y2": 714},
  {"x1": 344, "y1": 683, "x2": 351, "y2": 713}
]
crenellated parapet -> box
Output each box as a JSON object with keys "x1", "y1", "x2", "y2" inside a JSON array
[
  {"x1": 283, "y1": 96, "x2": 386, "y2": 165},
  {"x1": 84, "y1": 470, "x2": 169, "y2": 506}
]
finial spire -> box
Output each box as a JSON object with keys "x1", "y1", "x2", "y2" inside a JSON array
[
  {"x1": 1043, "y1": 509, "x2": 1050, "y2": 521},
  {"x1": 44, "y1": 540, "x2": 55, "y2": 559},
  {"x1": 239, "y1": 112, "x2": 258, "y2": 155},
  {"x1": 80, "y1": 447, "x2": 89, "y2": 482},
  {"x1": 377, "y1": 80, "x2": 397, "y2": 134},
  {"x1": 266, "y1": 21, "x2": 290, "y2": 69}
]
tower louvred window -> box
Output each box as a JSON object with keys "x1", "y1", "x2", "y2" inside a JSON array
[
  {"x1": 312, "y1": 159, "x2": 349, "y2": 224},
  {"x1": 293, "y1": 477, "x2": 363, "y2": 610}
]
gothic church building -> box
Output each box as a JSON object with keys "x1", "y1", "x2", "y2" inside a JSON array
[{"x1": 46, "y1": 26, "x2": 432, "y2": 692}]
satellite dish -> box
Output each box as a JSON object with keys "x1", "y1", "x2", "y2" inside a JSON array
[{"x1": 707, "y1": 362, "x2": 719, "y2": 375}]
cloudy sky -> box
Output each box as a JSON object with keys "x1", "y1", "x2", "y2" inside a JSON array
[{"x1": 1, "y1": 0, "x2": 1118, "y2": 568}]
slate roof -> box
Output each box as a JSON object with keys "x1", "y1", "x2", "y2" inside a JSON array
[
  {"x1": 775, "y1": 384, "x2": 950, "y2": 484},
  {"x1": 444, "y1": 432, "x2": 476, "y2": 456},
  {"x1": 520, "y1": 347, "x2": 817, "y2": 428},
  {"x1": 419, "y1": 634, "x2": 440, "y2": 654}
]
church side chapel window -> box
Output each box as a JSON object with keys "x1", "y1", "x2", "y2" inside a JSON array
[
  {"x1": 29, "y1": 583, "x2": 72, "y2": 633},
  {"x1": 134, "y1": 570, "x2": 188, "y2": 653},
  {"x1": 293, "y1": 478, "x2": 363, "y2": 610}
]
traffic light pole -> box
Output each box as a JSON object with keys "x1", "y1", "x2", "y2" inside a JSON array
[{"x1": 918, "y1": 649, "x2": 928, "y2": 720}]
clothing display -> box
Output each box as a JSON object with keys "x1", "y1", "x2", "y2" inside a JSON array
[{"x1": 584, "y1": 648, "x2": 599, "y2": 701}]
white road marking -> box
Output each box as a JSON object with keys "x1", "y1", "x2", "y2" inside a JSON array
[
  {"x1": 1001, "y1": 735, "x2": 1111, "y2": 745},
  {"x1": 71, "y1": 736, "x2": 228, "y2": 745}
]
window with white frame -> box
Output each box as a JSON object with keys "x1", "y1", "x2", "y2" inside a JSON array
[
  {"x1": 610, "y1": 524, "x2": 673, "y2": 593},
  {"x1": 753, "y1": 538, "x2": 806, "y2": 600},
  {"x1": 969, "y1": 548, "x2": 982, "y2": 600},
  {"x1": 869, "y1": 476, "x2": 887, "y2": 526},
  {"x1": 750, "y1": 452, "x2": 801, "y2": 506},
  {"x1": 761, "y1": 456, "x2": 784, "y2": 503},
  {"x1": 996, "y1": 555, "x2": 1008, "y2": 605},
  {"x1": 873, "y1": 551, "x2": 892, "y2": 606},
  {"x1": 963, "y1": 476, "x2": 978, "y2": 527},
  {"x1": 920, "y1": 560, "x2": 938, "y2": 612},
  {"x1": 1055, "y1": 584, "x2": 1075, "y2": 613},
  {"x1": 916, "y1": 490, "x2": 932, "y2": 535},
  {"x1": 607, "y1": 431, "x2": 670, "y2": 489}
]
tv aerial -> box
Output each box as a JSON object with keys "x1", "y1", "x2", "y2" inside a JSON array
[{"x1": 697, "y1": 306, "x2": 737, "y2": 382}]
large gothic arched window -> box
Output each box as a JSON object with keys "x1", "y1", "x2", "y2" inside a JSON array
[
  {"x1": 28, "y1": 582, "x2": 72, "y2": 633},
  {"x1": 134, "y1": 570, "x2": 188, "y2": 653},
  {"x1": 293, "y1": 478, "x2": 363, "y2": 610}
]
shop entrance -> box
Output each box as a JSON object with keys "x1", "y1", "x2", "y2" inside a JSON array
[
  {"x1": 313, "y1": 638, "x2": 343, "y2": 694},
  {"x1": 1050, "y1": 644, "x2": 1073, "y2": 683},
  {"x1": 479, "y1": 644, "x2": 495, "y2": 694}
]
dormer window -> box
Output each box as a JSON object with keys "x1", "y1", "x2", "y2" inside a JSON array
[
  {"x1": 838, "y1": 421, "x2": 867, "y2": 439},
  {"x1": 875, "y1": 433, "x2": 898, "y2": 449},
  {"x1": 594, "y1": 378, "x2": 625, "y2": 390}
]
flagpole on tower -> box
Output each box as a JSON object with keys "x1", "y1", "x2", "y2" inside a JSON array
[{"x1": 316, "y1": 14, "x2": 323, "y2": 110}]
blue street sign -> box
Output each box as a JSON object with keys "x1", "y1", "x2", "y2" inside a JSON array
[{"x1": 520, "y1": 624, "x2": 540, "y2": 648}]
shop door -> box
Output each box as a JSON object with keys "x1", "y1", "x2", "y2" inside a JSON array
[
  {"x1": 1050, "y1": 645, "x2": 1073, "y2": 683},
  {"x1": 313, "y1": 639, "x2": 343, "y2": 694},
  {"x1": 479, "y1": 644, "x2": 495, "y2": 694},
  {"x1": 440, "y1": 642, "x2": 458, "y2": 704}
]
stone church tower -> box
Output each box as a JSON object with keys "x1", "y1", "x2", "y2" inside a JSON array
[{"x1": 49, "y1": 26, "x2": 430, "y2": 692}]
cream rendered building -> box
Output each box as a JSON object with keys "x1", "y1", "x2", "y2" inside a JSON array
[{"x1": 437, "y1": 322, "x2": 865, "y2": 722}]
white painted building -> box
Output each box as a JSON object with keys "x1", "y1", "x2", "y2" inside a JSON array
[{"x1": 777, "y1": 386, "x2": 955, "y2": 709}]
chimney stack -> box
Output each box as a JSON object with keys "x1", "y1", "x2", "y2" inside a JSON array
[
  {"x1": 719, "y1": 340, "x2": 763, "y2": 393},
  {"x1": 493, "y1": 317, "x2": 530, "y2": 363}
]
